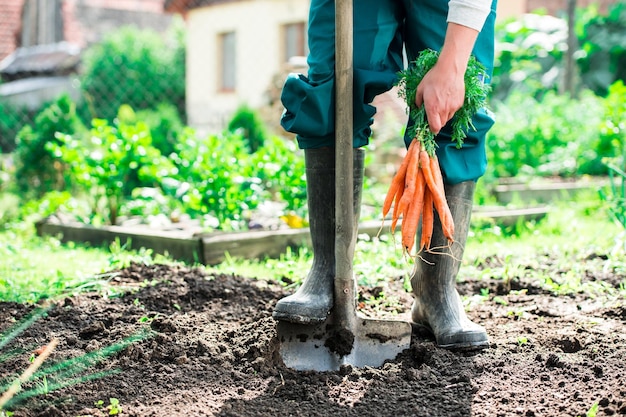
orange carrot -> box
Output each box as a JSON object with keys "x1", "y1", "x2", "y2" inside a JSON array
[
  {"x1": 382, "y1": 140, "x2": 417, "y2": 218},
  {"x1": 420, "y1": 187, "x2": 434, "y2": 252},
  {"x1": 419, "y1": 150, "x2": 454, "y2": 243},
  {"x1": 401, "y1": 169, "x2": 425, "y2": 253},
  {"x1": 390, "y1": 179, "x2": 405, "y2": 234},
  {"x1": 396, "y1": 140, "x2": 421, "y2": 217},
  {"x1": 429, "y1": 155, "x2": 455, "y2": 241}
]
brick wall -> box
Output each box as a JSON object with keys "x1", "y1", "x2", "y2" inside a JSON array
[
  {"x1": 0, "y1": 0, "x2": 25, "y2": 61},
  {"x1": 0, "y1": 0, "x2": 170, "y2": 60}
]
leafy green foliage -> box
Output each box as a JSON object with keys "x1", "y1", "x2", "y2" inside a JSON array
[
  {"x1": 598, "y1": 81, "x2": 626, "y2": 231},
  {"x1": 486, "y1": 89, "x2": 605, "y2": 178},
  {"x1": 13, "y1": 98, "x2": 307, "y2": 231},
  {"x1": 600, "y1": 159, "x2": 626, "y2": 230},
  {"x1": 49, "y1": 119, "x2": 175, "y2": 225},
  {"x1": 577, "y1": 2, "x2": 626, "y2": 96},
  {"x1": 491, "y1": 13, "x2": 568, "y2": 101},
  {"x1": 13, "y1": 95, "x2": 85, "y2": 197},
  {"x1": 492, "y1": 5, "x2": 626, "y2": 100},
  {"x1": 579, "y1": 80, "x2": 626, "y2": 175},
  {"x1": 227, "y1": 104, "x2": 268, "y2": 153},
  {"x1": 0, "y1": 102, "x2": 32, "y2": 153},
  {"x1": 80, "y1": 25, "x2": 185, "y2": 122},
  {"x1": 396, "y1": 49, "x2": 490, "y2": 156},
  {"x1": 249, "y1": 136, "x2": 306, "y2": 212},
  {"x1": 136, "y1": 103, "x2": 184, "y2": 157},
  {"x1": 168, "y1": 129, "x2": 305, "y2": 230}
]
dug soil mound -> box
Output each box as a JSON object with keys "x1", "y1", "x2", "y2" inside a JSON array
[{"x1": 1, "y1": 261, "x2": 626, "y2": 417}]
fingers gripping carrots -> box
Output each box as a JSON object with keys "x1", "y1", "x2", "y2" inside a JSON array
[
  {"x1": 382, "y1": 137, "x2": 455, "y2": 256},
  {"x1": 386, "y1": 48, "x2": 489, "y2": 257}
]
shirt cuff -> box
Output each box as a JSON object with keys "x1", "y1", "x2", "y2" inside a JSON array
[{"x1": 447, "y1": 0, "x2": 492, "y2": 32}]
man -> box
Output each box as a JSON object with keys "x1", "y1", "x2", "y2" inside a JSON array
[{"x1": 273, "y1": 0, "x2": 497, "y2": 350}]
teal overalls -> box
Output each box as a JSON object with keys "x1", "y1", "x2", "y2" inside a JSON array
[{"x1": 280, "y1": 0, "x2": 498, "y2": 184}]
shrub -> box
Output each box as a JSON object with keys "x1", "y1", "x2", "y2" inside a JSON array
[
  {"x1": 135, "y1": 103, "x2": 184, "y2": 157},
  {"x1": 0, "y1": 102, "x2": 33, "y2": 153},
  {"x1": 577, "y1": 2, "x2": 626, "y2": 96},
  {"x1": 580, "y1": 80, "x2": 626, "y2": 175},
  {"x1": 80, "y1": 24, "x2": 185, "y2": 122},
  {"x1": 486, "y1": 89, "x2": 604, "y2": 179},
  {"x1": 227, "y1": 104, "x2": 268, "y2": 153},
  {"x1": 167, "y1": 129, "x2": 306, "y2": 230},
  {"x1": 13, "y1": 95, "x2": 86, "y2": 196},
  {"x1": 50, "y1": 119, "x2": 175, "y2": 225},
  {"x1": 491, "y1": 13, "x2": 568, "y2": 101}
]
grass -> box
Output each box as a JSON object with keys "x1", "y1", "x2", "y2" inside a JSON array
[
  {"x1": 1, "y1": 186, "x2": 625, "y2": 305},
  {"x1": 0, "y1": 223, "x2": 169, "y2": 303},
  {"x1": 0, "y1": 228, "x2": 114, "y2": 303}
]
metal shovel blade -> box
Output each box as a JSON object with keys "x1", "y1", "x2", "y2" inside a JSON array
[{"x1": 277, "y1": 315, "x2": 412, "y2": 372}]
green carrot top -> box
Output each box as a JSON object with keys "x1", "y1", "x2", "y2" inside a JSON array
[{"x1": 396, "y1": 48, "x2": 491, "y2": 157}]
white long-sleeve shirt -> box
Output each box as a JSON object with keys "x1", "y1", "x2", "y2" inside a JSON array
[{"x1": 447, "y1": 0, "x2": 493, "y2": 32}]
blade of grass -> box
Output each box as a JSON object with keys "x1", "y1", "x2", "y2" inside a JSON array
[{"x1": 0, "y1": 338, "x2": 58, "y2": 410}]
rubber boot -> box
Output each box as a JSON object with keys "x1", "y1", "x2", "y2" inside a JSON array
[
  {"x1": 273, "y1": 147, "x2": 364, "y2": 324},
  {"x1": 410, "y1": 181, "x2": 489, "y2": 350}
]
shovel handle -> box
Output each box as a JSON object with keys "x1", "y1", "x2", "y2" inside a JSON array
[{"x1": 334, "y1": 0, "x2": 357, "y2": 331}]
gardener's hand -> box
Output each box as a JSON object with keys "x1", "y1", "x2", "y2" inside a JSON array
[
  {"x1": 415, "y1": 63, "x2": 465, "y2": 135},
  {"x1": 414, "y1": 22, "x2": 480, "y2": 135}
]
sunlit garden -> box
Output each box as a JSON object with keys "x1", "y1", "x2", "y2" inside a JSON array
[{"x1": 2, "y1": 3, "x2": 626, "y2": 416}]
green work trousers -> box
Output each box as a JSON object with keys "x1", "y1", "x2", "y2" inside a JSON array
[{"x1": 280, "y1": 0, "x2": 498, "y2": 184}]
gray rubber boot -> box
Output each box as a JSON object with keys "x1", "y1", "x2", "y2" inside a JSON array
[
  {"x1": 410, "y1": 181, "x2": 489, "y2": 350},
  {"x1": 273, "y1": 147, "x2": 364, "y2": 324}
]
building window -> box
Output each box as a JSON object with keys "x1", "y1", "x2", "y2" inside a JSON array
[
  {"x1": 283, "y1": 22, "x2": 306, "y2": 63},
  {"x1": 219, "y1": 31, "x2": 236, "y2": 91},
  {"x1": 21, "y1": 0, "x2": 64, "y2": 46}
]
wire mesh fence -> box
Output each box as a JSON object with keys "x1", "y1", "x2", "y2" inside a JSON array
[{"x1": 0, "y1": 0, "x2": 311, "y2": 153}]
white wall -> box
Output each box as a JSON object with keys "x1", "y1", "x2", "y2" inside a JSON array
[{"x1": 186, "y1": 0, "x2": 309, "y2": 132}]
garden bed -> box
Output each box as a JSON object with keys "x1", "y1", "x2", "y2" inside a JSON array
[
  {"x1": 492, "y1": 177, "x2": 607, "y2": 205},
  {"x1": 1, "y1": 260, "x2": 625, "y2": 416},
  {"x1": 35, "y1": 206, "x2": 549, "y2": 265}
]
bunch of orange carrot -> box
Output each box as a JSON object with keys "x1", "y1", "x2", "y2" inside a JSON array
[
  {"x1": 382, "y1": 137, "x2": 454, "y2": 256},
  {"x1": 384, "y1": 49, "x2": 489, "y2": 257}
]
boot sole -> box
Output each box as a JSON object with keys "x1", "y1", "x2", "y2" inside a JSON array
[
  {"x1": 411, "y1": 322, "x2": 490, "y2": 351},
  {"x1": 272, "y1": 310, "x2": 327, "y2": 325}
]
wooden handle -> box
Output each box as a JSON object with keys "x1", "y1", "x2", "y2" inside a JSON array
[{"x1": 334, "y1": 0, "x2": 356, "y2": 331}]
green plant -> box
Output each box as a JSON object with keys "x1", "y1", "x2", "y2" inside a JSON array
[
  {"x1": 577, "y1": 2, "x2": 626, "y2": 96},
  {"x1": 13, "y1": 95, "x2": 86, "y2": 197},
  {"x1": 136, "y1": 103, "x2": 184, "y2": 157},
  {"x1": 0, "y1": 324, "x2": 150, "y2": 412},
  {"x1": 585, "y1": 401, "x2": 599, "y2": 417},
  {"x1": 168, "y1": 129, "x2": 306, "y2": 230},
  {"x1": 80, "y1": 23, "x2": 185, "y2": 122},
  {"x1": 227, "y1": 104, "x2": 268, "y2": 153},
  {"x1": 0, "y1": 102, "x2": 32, "y2": 153},
  {"x1": 50, "y1": 118, "x2": 176, "y2": 225},
  {"x1": 396, "y1": 49, "x2": 490, "y2": 154},
  {"x1": 598, "y1": 81, "x2": 626, "y2": 235},
  {"x1": 0, "y1": 229, "x2": 114, "y2": 303},
  {"x1": 600, "y1": 158, "x2": 626, "y2": 231},
  {"x1": 248, "y1": 136, "x2": 306, "y2": 213},
  {"x1": 106, "y1": 398, "x2": 122, "y2": 415},
  {"x1": 486, "y1": 90, "x2": 604, "y2": 179},
  {"x1": 491, "y1": 13, "x2": 568, "y2": 101}
]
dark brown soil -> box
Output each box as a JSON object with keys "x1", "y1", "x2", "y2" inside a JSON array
[{"x1": 2, "y1": 260, "x2": 626, "y2": 417}]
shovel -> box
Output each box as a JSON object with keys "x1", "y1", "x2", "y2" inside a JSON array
[{"x1": 277, "y1": 0, "x2": 412, "y2": 372}]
